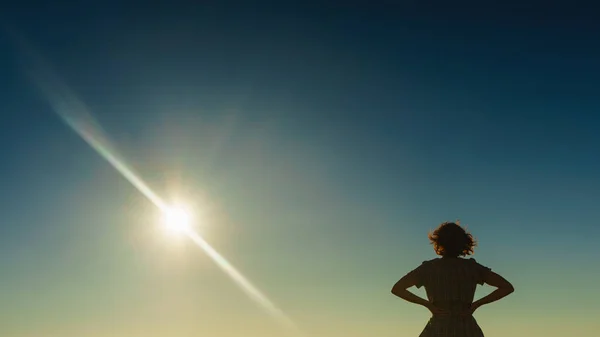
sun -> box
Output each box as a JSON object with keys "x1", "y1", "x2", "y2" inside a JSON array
[{"x1": 162, "y1": 205, "x2": 192, "y2": 234}]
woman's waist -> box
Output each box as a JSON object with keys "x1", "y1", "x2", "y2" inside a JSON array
[{"x1": 431, "y1": 300, "x2": 472, "y2": 311}]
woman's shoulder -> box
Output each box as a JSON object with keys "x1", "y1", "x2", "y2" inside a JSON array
[
  {"x1": 420, "y1": 258, "x2": 441, "y2": 266},
  {"x1": 466, "y1": 257, "x2": 486, "y2": 265},
  {"x1": 466, "y1": 257, "x2": 492, "y2": 271},
  {"x1": 417, "y1": 257, "x2": 489, "y2": 268}
]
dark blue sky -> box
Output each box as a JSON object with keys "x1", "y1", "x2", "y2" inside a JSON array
[
  {"x1": 1, "y1": 2, "x2": 599, "y2": 336},
  {"x1": 5, "y1": 2, "x2": 598, "y2": 224}
]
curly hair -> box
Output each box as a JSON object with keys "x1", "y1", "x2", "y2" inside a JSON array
[{"x1": 428, "y1": 221, "x2": 477, "y2": 257}]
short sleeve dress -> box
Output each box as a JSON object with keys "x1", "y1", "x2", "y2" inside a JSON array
[{"x1": 405, "y1": 257, "x2": 492, "y2": 337}]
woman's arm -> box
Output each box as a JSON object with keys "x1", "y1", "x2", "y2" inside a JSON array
[
  {"x1": 472, "y1": 270, "x2": 514, "y2": 311},
  {"x1": 392, "y1": 273, "x2": 448, "y2": 315},
  {"x1": 391, "y1": 277, "x2": 430, "y2": 308}
]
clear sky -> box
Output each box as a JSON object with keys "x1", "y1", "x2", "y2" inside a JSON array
[{"x1": 1, "y1": 2, "x2": 599, "y2": 337}]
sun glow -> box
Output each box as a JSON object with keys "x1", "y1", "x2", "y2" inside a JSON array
[{"x1": 162, "y1": 205, "x2": 192, "y2": 234}]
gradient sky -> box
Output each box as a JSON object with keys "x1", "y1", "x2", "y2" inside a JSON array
[{"x1": 1, "y1": 2, "x2": 599, "y2": 337}]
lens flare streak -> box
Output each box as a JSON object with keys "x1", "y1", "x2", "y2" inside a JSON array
[{"x1": 185, "y1": 230, "x2": 299, "y2": 331}]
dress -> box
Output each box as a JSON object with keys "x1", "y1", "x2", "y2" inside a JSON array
[{"x1": 406, "y1": 257, "x2": 491, "y2": 337}]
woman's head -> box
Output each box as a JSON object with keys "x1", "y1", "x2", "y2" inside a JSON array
[{"x1": 428, "y1": 221, "x2": 477, "y2": 257}]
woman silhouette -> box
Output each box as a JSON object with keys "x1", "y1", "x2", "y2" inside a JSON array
[{"x1": 391, "y1": 221, "x2": 514, "y2": 337}]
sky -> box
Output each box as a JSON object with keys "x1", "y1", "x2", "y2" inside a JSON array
[{"x1": 1, "y1": 2, "x2": 599, "y2": 337}]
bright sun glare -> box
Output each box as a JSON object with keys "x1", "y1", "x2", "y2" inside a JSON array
[{"x1": 163, "y1": 206, "x2": 192, "y2": 234}]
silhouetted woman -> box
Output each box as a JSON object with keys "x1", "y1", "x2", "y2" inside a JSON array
[{"x1": 391, "y1": 221, "x2": 514, "y2": 337}]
